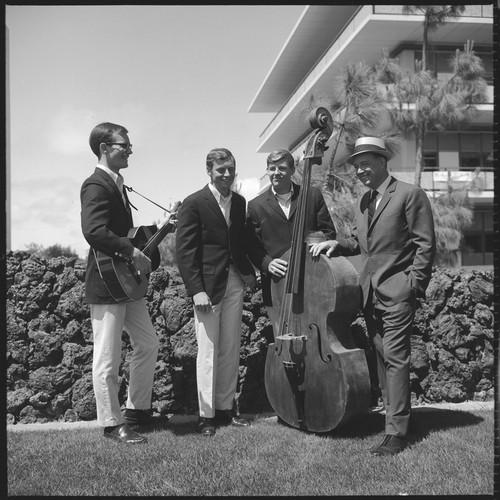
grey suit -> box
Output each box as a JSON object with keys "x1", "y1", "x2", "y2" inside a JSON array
[{"x1": 337, "y1": 176, "x2": 436, "y2": 437}]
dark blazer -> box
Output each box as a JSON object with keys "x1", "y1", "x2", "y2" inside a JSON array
[
  {"x1": 246, "y1": 182, "x2": 336, "y2": 306},
  {"x1": 80, "y1": 168, "x2": 135, "y2": 304},
  {"x1": 175, "y1": 184, "x2": 256, "y2": 305},
  {"x1": 337, "y1": 176, "x2": 436, "y2": 309}
]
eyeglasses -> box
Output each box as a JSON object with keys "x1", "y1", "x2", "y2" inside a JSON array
[
  {"x1": 106, "y1": 142, "x2": 133, "y2": 151},
  {"x1": 267, "y1": 166, "x2": 290, "y2": 173},
  {"x1": 214, "y1": 166, "x2": 236, "y2": 175}
]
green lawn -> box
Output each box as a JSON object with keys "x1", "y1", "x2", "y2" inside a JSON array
[{"x1": 7, "y1": 406, "x2": 494, "y2": 496}]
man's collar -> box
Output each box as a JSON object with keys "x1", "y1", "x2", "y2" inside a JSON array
[
  {"x1": 97, "y1": 164, "x2": 120, "y2": 183},
  {"x1": 208, "y1": 182, "x2": 232, "y2": 203},
  {"x1": 374, "y1": 175, "x2": 391, "y2": 196},
  {"x1": 271, "y1": 183, "x2": 294, "y2": 199}
]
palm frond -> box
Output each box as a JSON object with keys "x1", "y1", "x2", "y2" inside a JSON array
[{"x1": 452, "y1": 41, "x2": 486, "y2": 81}]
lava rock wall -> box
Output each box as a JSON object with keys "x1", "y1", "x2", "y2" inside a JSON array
[{"x1": 6, "y1": 251, "x2": 494, "y2": 424}]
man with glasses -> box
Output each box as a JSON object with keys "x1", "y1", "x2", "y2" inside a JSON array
[
  {"x1": 175, "y1": 148, "x2": 256, "y2": 436},
  {"x1": 245, "y1": 149, "x2": 336, "y2": 334},
  {"x1": 80, "y1": 122, "x2": 159, "y2": 444}
]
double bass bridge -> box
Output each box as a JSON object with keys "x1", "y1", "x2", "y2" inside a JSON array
[
  {"x1": 275, "y1": 333, "x2": 307, "y2": 365},
  {"x1": 274, "y1": 333, "x2": 307, "y2": 425}
]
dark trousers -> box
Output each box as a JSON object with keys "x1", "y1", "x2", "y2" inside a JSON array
[{"x1": 365, "y1": 295, "x2": 415, "y2": 438}]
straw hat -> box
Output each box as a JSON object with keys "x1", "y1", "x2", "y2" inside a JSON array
[{"x1": 347, "y1": 137, "x2": 393, "y2": 163}]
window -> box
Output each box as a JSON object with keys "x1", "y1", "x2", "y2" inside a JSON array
[
  {"x1": 482, "y1": 134, "x2": 494, "y2": 169},
  {"x1": 423, "y1": 132, "x2": 493, "y2": 171},
  {"x1": 423, "y1": 152, "x2": 439, "y2": 171},
  {"x1": 462, "y1": 210, "x2": 493, "y2": 266},
  {"x1": 459, "y1": 152, "x2": 481, "y2": 170},
  {"x1": 423, "y1": 134, "x2": 438, "y2": 171},
  {"x1": 483, "y1": 152, "x2": 494, "y2": 169},
  {"x1": 436, "y1": 52, "x2": 454, "y2": 75},
  {"x1": 479, "y1": 52, "x2": 493, "y2": 83},
  {"x1": 439, "y1": 134, "x2": 458, "y2": 151},
  {"x1": 414, "y1": 49, "x2": 493, "y2": 84},
  {"x1": 463, "y1": 234, "x2": 482, "y2": 253}
]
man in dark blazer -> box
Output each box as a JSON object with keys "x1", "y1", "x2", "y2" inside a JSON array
[
  {"x1": 311, "y1": 137, "x2": 436, "y2": 456},
  {"x1": 246, "y1": 149, "x2": 336, "y2": 333},
  {"x1": 81, "y1": 122, "x2": 159, "y2": 444},
  {"x1": 175, "y1": 148, "x2": 256, "y2": 436}
]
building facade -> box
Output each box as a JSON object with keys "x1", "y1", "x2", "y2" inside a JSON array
[{"x1": 248, "y1": 5, "x2": 494, "y2": 267}]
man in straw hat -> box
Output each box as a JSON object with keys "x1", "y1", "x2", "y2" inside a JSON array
[{"x1": 310, "y1": 136, "x2": 436, "y2": 456}]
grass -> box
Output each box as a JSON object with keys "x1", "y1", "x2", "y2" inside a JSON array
[{"x1": 7, "y1": 407, "x2": 495, "y2": 496}]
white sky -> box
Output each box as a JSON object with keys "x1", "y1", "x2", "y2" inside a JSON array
[{"x1": 6, "y1": 5, "x2": 305, "y2": 257}]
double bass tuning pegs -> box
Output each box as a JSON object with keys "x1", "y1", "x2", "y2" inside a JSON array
[
  {"x1": 309, "y1": 107, "x2": 333, "y2": 134},
  {"x1": 318, "y1": 113, "x2": 329, "y2": 127}
]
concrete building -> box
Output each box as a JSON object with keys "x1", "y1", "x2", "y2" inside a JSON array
[{"x1": 248, "y1": 5, "x2": 494, "y2": 267}]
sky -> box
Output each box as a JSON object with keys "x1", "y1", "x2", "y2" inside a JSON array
[{"x1": 6, "y1": 5, "x2": 305, "y2": 258}]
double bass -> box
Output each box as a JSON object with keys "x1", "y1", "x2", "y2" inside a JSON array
[{"x1": 264, "y1": 107, "x2": 371, "y2": 432}]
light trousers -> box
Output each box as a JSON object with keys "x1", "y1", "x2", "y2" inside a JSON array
[
  {"x1": 90, "y1": 299, "x2": 159, "y2": 427},
  {"x1": 194, "y1": 266, "x2": 245, "y2": 418}
]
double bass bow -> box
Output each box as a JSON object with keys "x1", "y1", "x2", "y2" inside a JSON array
[{"x1": 264, "y1": 107, "x2": 371, "y2": 432}]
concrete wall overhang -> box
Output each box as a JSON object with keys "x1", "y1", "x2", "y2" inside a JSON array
[{"x1": 250, "y1": 5, "x2": 494, "y2": 154}]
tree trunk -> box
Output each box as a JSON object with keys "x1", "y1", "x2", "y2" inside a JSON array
[
  {"x1": 413, "y1": 11, "x2": 429, "y2": 187},
  {"x1": 414, "y1": 122, "x2": 425, "y2": 186},
  {"x1": 422, "y1": 14, "x2": 429, "y2": 71}
]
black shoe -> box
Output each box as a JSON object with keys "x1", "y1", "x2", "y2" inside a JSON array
[
  {"x1": 196, "y1": 417, "x2": 216, "y2": 436},
  {"x1": 215, "y1": 409, "x2": 250, "y2": 427},
  {"x1": 370, "y1": 435, "x2": 409, "y2": 456},
  {"x1": 369, "y1": 434, "x2": 391, "y2": 453},
  {"x1": 103, "y1": 424, "x2": 147, "y2": 444}
]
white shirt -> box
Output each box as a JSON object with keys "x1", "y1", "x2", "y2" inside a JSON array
[
  {"x1": 97, "y1": 164, "x2": 127, "y2": 205},
  {"x1": 208, "y1": 183, "x2": 232, "y2": 226},
  {"x1": 272, "y1": 184, "x2": 294, "y2": 219},
  {"x1": 372, "y1": 175, "x2": 391, "y2": 210}
]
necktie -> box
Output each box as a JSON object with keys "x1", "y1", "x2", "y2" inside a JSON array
[
  {"x1": 368, "y1": 190, "x2": 378, "y2": 223},
  {"x1": 116, "y1": 174, "x2": 128, "y2": 208}
]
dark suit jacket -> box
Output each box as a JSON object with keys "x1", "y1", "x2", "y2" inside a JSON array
[
  {"x1": 246, "y1": 182, "x2": 336, "y2": 306},
  {"x1": 337, "y1": 176, "x2": 436, "y2": 309},
  {"x1": 80, "y1": 168, "x2": 135, "y2": 304},
  {"x1": 175, "y1": 184, "x2": 256, "y2": 305}
]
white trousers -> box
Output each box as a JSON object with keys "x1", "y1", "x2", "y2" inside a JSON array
[
  {"x1": 90, "y1": 299, "x2": 159, "y2": 427},
  {"x1": 194, "y1": 266, "x2": 245, "y2": 418}
]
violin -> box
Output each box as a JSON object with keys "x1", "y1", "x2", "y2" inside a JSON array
[{"x1": 264, "y1": 108, "x2": 371, "y2": 432}]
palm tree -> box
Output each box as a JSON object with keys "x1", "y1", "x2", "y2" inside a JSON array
[
  {"x1": 402, "y1": 6, "x2": 465, "y2": 187},
  {"x1": 397, "y1": 6, "x2": 489, "y2": 186},
  {"x1": 375, "y1": 40, "x2": 487, "y2": 186},
  {"x1": 303, "y1": 11, "x2": 487, "y2": 259},
  {"x1": 430, "y1": 185, "x2": 474, "y2": 268},
  {"x1": 317, "y1": 62, "x2": 398, "y2": 237},
  {"x1": 402, "y1": 5, "x2": 466, "y2": 71}
]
